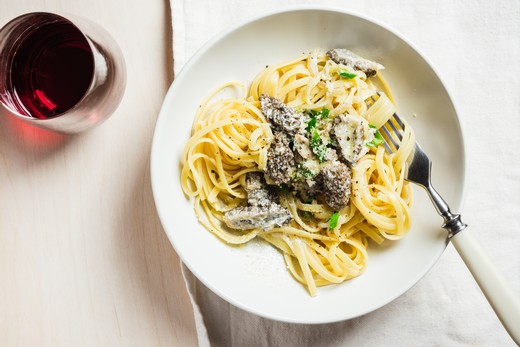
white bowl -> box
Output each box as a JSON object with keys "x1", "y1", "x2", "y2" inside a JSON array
[{"x1": 151, "y1": 6, "x2": 465, "y2": 323}]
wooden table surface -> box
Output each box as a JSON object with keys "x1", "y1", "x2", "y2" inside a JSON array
[{"x1": 0, "y1": 0, "x2": 198, "y2": 345}]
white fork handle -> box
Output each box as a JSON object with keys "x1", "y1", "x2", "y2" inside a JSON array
[{"x1": 451, "y1": 229, "x2": 520, "y2": 344}]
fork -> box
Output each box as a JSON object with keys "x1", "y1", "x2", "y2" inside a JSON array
[{"x1": 381, "y1": 113, "x2": 520, "y2": 344}]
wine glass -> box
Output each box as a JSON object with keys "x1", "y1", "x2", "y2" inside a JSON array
[{"x1": 0, "y1": 12, "x2": 126, "y2": 133}]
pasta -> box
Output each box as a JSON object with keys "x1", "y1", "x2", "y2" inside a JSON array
[{"x1": 180, "y1": 49, "x2": 415, "y2": 296}]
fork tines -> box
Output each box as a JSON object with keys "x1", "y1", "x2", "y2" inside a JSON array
[
  {"x1": 380, "y1": 113, "x2": 405, "y2": 154},
  {"x1": 371, "y1": 93, "x2": 405, "y2": 154}
]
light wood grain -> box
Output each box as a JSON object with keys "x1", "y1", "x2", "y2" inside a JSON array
[{"x1": 0, "y1": 0, "x2": 198, "y2": 345}]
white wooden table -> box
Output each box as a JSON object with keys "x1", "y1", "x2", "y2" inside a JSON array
[{"x1": 0, "y1": 0, "x2": 198, "y2": 345}]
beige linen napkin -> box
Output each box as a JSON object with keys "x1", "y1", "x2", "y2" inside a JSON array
[{"x1": 170, "y1": 1, "x2": 520, "y2": 346}]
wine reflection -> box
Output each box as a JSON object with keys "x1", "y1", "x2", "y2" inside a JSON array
[{"x1": 0, "y1": 106, "x2": 71, "y2": 156}]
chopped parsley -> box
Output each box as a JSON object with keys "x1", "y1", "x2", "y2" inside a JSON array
[
  {"x1": 307, "y1": 109, "x2": 320, "y2": 117},
  {"x1": 294, "y1": 163, "x2": 314, "y2": 180},
  {"x1": 299, "y1": 210, "x2": 314, "y2": 220},
  {"x1": 338, "y1": 70, "x2": 357, "y2": 79},
  {"x1": 321, "y1": 108, "x2": 330, "y2": 118},
  {"x1": 328, "y1": 211, "x2": 340, "y2": 230},
  {"x1": 305, "y1": 116, "x2": 317, "y2": 134},
  {"x1": 307, "y1": 109, "x2": 329, "y2": 118},
  {"x1": 365, "y1": 124, "x2": 384, "y2": 147},
  {"x1": 305, "y1": 108, "x2": 330, "y2": 134},
  {"x1": 304, "y1": 108, "x2": 331, "y2": 162},
  {"x1": 310, "y1": 128, "x2": 327, "y2": 162}
]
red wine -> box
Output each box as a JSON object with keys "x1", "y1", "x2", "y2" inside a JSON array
[{"x1": 7, "y1": 17, "x2": 94, "y2": 119}]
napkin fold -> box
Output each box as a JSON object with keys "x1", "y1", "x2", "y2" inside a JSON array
[{"x1": 170, "y1": 1, "x2": 520, "y2": 346}]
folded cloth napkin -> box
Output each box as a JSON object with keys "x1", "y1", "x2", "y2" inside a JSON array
[{"x1": 170, "y1": 1, "x2": 520, "y2": 346}]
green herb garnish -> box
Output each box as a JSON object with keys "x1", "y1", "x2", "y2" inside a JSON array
[
  {"x1": 311, "y1": 128, "x2": 321, "y2": 149},
  {"x1": 308, "y1": 109, "x2": 320, "y2": 117},
  {"x1": 310, "y1": 128, "x2": 327, "y2": 162},
  {"x1": 321, "y1": 108, "x2": 330, "y2": 118},
  {"x1": 305, "y1": 116, "x2": 317, "y2": 134},
  {"x1": 307, "y1": 108, "x2": 329, "y2": 118},
  {"x1": 339, "y1": 70, "x2": 357, "y2": 79},
  {"x1": 294, "y1": 163, "x2": 314, "y2": 180},
  {"x1": 365, "y1": 124, "x2": 384, "y2": 147},
  {"x1": 299, "y1": 167, "x2": 313, "y2": 179},
  {"x1": 299, "y1": 210, "x2": 314, "y2": 220},
  {"x1": 305, "y1": 108, "x2": 330, "y2": 134},
  {"x1": 328, "y1": 211, "x2": 340, "y2": 230},
  {"x1": 304, "y1": 108, "x2": 331, "y2": 161}
]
